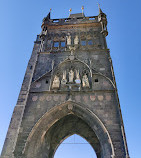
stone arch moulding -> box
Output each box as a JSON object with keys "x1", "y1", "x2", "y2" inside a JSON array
[{"x1": 22, "y1": 101, "x2": 115, "y2": 158}]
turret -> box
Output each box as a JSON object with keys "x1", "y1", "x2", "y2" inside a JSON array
[{"x1": 98, "y1": 4, "x2": 108, "y2": 36}]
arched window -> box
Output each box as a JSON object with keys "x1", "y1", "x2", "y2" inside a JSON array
[{"x1": 54, "y1": 134, "x2": 97, "y2": 158}]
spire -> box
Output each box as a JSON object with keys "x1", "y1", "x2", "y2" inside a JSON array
[
  {"x1": 43, "y1": 9, "x2": 51, "y2": 22},
  {"x1": 46, "y1": 12, "x2": 50, "y2": 19},
  {"x1": 98, "y1": 3, "x2": 103, "y2": 14}
]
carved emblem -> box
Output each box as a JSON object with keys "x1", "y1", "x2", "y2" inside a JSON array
[
  {"x1": 90, "y1": 95, "x2": 96, "y2": 101},
  {"x1": 98, "y1": 95, "x2": 104, "y2": 101},
  {"x1": 68, "y1": 104, "x2": 73, "y2": 110},
  {"x1": 46, "y1": 96, "x2": 52, "y2": 101},
  {"x1": 83, "y1": 95, "x2": 88, "y2": 102},
  {"x1": 32, "y1": 96, "x2": 38, "y2": 102},
  {"x1": 39, "y1": 96, "x2": 45, "y2": 101}
]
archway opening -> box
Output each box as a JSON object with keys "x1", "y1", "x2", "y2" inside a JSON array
[{"x1": 54, "y1": 134, "x2": 97, "y2": 158}]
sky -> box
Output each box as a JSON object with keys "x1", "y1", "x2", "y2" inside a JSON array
[{"x1": 0, "y1": 0, "x2": 141, "y2": 157}]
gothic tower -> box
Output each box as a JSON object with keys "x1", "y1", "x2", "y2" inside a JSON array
[{"x1": 1, "y1": 7, "x2": 129, "y2": 158}]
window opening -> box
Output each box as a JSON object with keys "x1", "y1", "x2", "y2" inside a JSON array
[
  {"x1": 61, "y1": 41, "x2": 65, "y2": 47},
  {"x1": 81, "y1": 40, "x2": 86, "y2": 46},
  {"x1": 95, "y1": 79, "x2": 98, "y2": 82},
  {"x1": 54, "y1": 42, "x2": 59, "y2": 47},
  {"x1": 53, "y1": 19, "x2": 59, "y2": 23},
  {"x1": 88, "y1": 40, "x2": 93, "y2": 45},
  {"x1": 89, "y1": 17, "x2": 95, "y2": 20}
]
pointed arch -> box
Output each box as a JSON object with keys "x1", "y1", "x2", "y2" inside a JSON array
[{"x1": 22, "y1": 101, "x2": 115, "y2": 158}]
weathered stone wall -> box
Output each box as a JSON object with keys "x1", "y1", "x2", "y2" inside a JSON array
[{"x1": 1, "y1": 13, "x2": 129, "y2": 158}]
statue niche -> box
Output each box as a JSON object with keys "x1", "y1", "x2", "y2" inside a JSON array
[
  {"x1": 75, "y1": 70, "x2": 81, "y2": 84},
  {"x1": 82, "y1": 74, "x2": 90, "y2": 88},
  {"x1": 61, "y1": 70, "x2": 67, "y2": 85},
  {"x1": 51, "y1": 59, "x2": 92, "y2": 90},
  {"x1": 69, "y1": 69, "x2": 74, "y2": 83},
  {"x1": 74, "y1": 35, "x2": 79, "y2": 45},
  {"x1": 67, "y1": 34, "x2": 71, "y2": 45},
  {"x1": 52, "y1": 75, "x2": 60, "y2": 89}
]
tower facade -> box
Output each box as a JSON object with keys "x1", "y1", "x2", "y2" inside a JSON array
[{"x1": 1, "y1": 8, "x2": 129, "y2": 158}]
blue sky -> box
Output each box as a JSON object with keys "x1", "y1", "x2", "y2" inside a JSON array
[{"x1": 0, "y1": 0, "x2": 141, "y2": 157}]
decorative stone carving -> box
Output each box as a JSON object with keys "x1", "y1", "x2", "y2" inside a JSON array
[
  {"x1": 67, "y1": 34, "x2": 71, "y2": 45},
  {"x1": 69, "y1": 69, "x2": 74, "y2": 83},
  {"x1": 74, "y1": 35, "x2": 79, "y2": 45},
  {"x1": 82, "y1": 74, "x2": 90, "y2": 88},
  {"x1": 52, "y1": 75, "x2": 60, "y2": 89},
  {"x1": 61, "y1": 70, "x2": 67, "y2": 85},
  {"x1": 75, "y1": 70, "x2": 81, "y2": 84}
]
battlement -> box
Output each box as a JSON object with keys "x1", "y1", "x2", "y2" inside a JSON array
[{"x1": 42, "y1": 15, "x2": 98, "y2": 26}]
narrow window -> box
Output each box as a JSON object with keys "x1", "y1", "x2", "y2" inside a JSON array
[
  {"x1": 81, "y1": 40, "x2": 86, "y2": 46},
  {"x1": 95, "y1": 79, "x2": 98, "y2": 82},
  {"x1": 61, "y1": 41, "x2": 65, "y2": 47},
  {"x1": 54, "y1": 42, "x2": 59, "y2": 47},
  {"x1": 88, "y1": 40, "x2": 93, "y2": 45}
]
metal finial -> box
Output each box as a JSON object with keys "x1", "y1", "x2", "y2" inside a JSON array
[
  {"x1": 81, "y1": 6, "x2": 84, "y2": 14},
  {"x1": 50, "y1": 8, "x2": 52, "y2": 12},
  {"x1": 69, "y1": 8, "x2": 72, "y2": 16}
]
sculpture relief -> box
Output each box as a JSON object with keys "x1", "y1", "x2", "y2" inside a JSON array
[
  {"x1": 74, "y1": 35, "x2": 79, "y2": 45},
  {"x1": 67, "y1": 34, "x2": 71, "y2": 45},
  {"x1": 61, "y1": 70, "x2": 67, "y2": 85},
  {"x1": 75, "y1": 70, "x2": 81, "y2": 84},
  {"x1": 52, "y1": 75, "x2": 60, "y2": 89},
  {"x1": 82, "y1": 74, "x2": 90, "y2": 88},
  {"x1": 52, "y1": 66, "x2": 91, "y2": 90},
  {"x1": 69, "y1": 69, "x2": 74, "y2": 83}
]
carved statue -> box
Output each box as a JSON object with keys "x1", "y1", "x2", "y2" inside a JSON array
[
  {"x1": 69, "y1": 69, "x2": 74, "y2": 83},
  {"x1": 67, "y1": 34, "x2": 71, "y2": 45},
  {"x1": 61, "y1": 70, "x2": 67, "y2": 84},
  {"x1": 74, "y1": 35, "x2": 79, "y2": 45},
  {"x1": 82, "y1": 74, "x2": 90, "y2": 88},
  {"x1": 75, "y1": 70, "x2": 81, "y2": 84},
  {"x1": 52, "y1": 75, "x2": 60, "y2": 89}
]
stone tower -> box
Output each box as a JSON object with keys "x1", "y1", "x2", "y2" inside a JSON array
[{"x1": 1, "y1": 7, "x2": 130, "y2": 158}]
